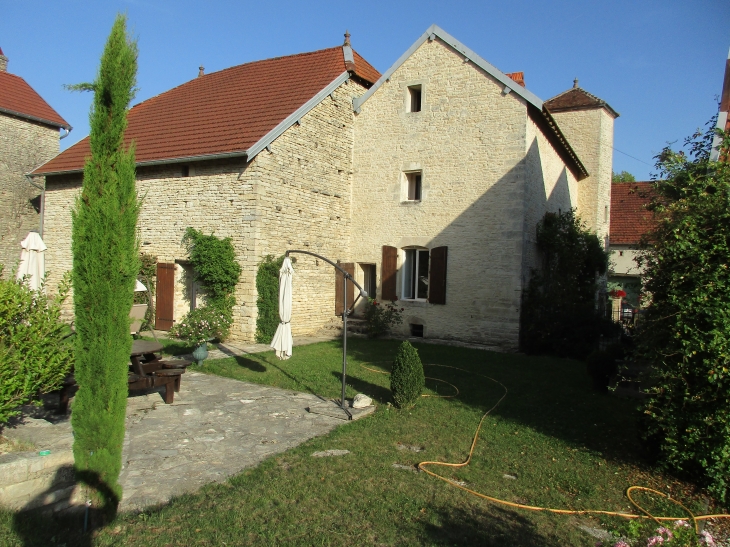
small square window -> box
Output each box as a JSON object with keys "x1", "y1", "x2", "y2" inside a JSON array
[
  {"x1": 407, "y1": 85, "x2": 422, "y2": 113},
  {"x1": 406, "y1": 172, "x2": 422, "y2": 201}
]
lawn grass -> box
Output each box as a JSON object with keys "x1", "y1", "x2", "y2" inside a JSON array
[{"x1": 2, "y1": 339, "x2": 728, "y2": 546}]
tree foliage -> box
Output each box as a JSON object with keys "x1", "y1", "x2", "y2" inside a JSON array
[
  {"x1": 255, "y1": 255, "x2": 284, "y2": 343},
  {"x1": 0, "y1": 267, "x2": 73, "y2": 423},
  {"x1": 613, "y1": 170, "x2": 637, "y2": 183},
  {"x1": 390, "y1": 341, "x2": 425, "y2": 408},
  {"x1": 520, "y1": 210, "x2": 616, "y2": 358},
  {"x1": 70, "y1": 14, "x2": 139, "y2": 511},
  {"x1": 637, "y1": 121, "x2": 730, "y2": 503}
]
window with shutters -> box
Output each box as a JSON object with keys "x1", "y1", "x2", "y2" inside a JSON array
[
  {"x1": 402, "y1": 248, "x2": 429, "y2": 300},
  {"x1": 381, "y1": 245, "x2": 447, "y2": 304}
]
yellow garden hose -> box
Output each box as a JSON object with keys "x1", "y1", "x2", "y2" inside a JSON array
[{"x1": 358, "y1": 361, "x2": 730, "y2": 535}]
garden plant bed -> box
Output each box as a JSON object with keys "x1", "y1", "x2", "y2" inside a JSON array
[{"x1": 2, "y1": 339, "x2": 727, "y2": 546}]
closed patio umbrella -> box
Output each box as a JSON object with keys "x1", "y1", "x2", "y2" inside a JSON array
[
  {"x1": 270, "y1": 257, "x2": 294, "y2": 360},
  {"x1": 16, "y1": 232, "x2": 47, "y2": 291}
]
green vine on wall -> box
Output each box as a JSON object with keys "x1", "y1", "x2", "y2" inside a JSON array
[
  {"x1": 134, "y1": 253, "x2": 157, "y2": 330},
  {"x1": 255, "y1": 255, "x2": 284, "y2": 343}
]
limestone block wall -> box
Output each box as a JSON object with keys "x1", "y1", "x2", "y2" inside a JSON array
[
  {"x1": 42, "y1": 79, "x2": 366, "y2": 341},
  {"x1": 522, "y1": 116, "x2": 579, "y2": 279},
  {"x1": 549, "y1": 108, "x2": 614, "y2": 243},
  {"x1": 0, "y1": 114, "x2": 59, "y2": 274},
  {"x1": 352, "y1": 38, "x2": 530, "y2": 350}
]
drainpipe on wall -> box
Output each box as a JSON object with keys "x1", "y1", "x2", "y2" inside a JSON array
[{"x1": 25, "y1": 174, "x2": 45, "y2": 237}]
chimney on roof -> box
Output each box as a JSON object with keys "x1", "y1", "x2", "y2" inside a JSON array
[
  {"x1": 198, "y1": 66, "x2": 205, "y2": 77},
  {"x1": 573, "y1": 78, "x2": 579, "y2": 89},
  {"x1": 344, "y1": 30, "x2": 351, "y2": 47},
  {"x1": 0, "y1": 47, "x2": 8, "y2": 72}
]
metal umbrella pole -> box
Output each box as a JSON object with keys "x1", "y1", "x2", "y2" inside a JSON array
[{"x1": 285, "y1": 250, "x2": 367, "y2": 420}]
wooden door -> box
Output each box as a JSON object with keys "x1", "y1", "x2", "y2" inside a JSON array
[
  {"x1": 335, "y1": 263, "x2": 355, "y2": 316},
  {"x1": 155, "y1": 263, "x2": 175, "y2": 330}
]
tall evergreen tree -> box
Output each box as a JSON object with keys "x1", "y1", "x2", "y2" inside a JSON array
[{"x1": 70, "y1": 14, "x2": 139, "y2": 510}]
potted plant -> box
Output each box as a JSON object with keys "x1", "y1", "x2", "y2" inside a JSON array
[{"x1": 169, "y1": 305, "x2": 232, "y2": 364}]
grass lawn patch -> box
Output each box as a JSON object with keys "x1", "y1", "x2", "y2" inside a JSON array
[{"x1": 2, "y1": 339, "x2": 727, "y2": 546}]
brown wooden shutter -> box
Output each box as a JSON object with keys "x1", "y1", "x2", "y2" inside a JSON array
[
  {"x1": 155, "y1": 263, "x2": 175, "y2": 330},
  {"x1": 381, "y1": 245, "x2": 398, "y2": 301},
  {"x1": 335, "y1": 263, "x2": 355, "y2": 316},
  {"x1": 428, "y1": 246, "x2": 447, "y2": 305}
]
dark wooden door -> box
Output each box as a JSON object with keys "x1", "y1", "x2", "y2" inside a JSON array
[
  {"x1": 155, "y1": 263, "x2": 175, "y2": 330},
  {"x1": 335, "y1": 263, "x2": 355, "y2": 316}
]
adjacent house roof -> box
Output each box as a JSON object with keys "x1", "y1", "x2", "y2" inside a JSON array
[
  {"x1": 710, "y1": 46, "x2": 730, "y2": 162},
  {"x1": 544, "y1": 82, "x2": 619, "y2": 119},
  {"x1": 610, "y1": 182, "x2": 655, "y2": 245},
  {"x1": 33, "y1": 45, "x2": 380, "y2": 176},
  {"x1": 352, "y1": 24, "x2": 588, "y2": 181},
  {"x1": 0, "y1": 71, "x2": 70, "y2": 129}
]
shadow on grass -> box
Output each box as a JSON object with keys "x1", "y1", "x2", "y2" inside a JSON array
[
  {"x1": 421, "y1": 504, "x2": 562, "y2": 547},
  {"x1": 330, "y1": 371, "x2": 392, "y2": 404},
  {"x1": 10, "y1": 468, "x2": 118, "y2": 547},
  {"x1": 345, "y1": 338, "x2": 644, "y2": 466},
  {"x1": 232, "y1": 355, "x2": 267, "y2": 373}
]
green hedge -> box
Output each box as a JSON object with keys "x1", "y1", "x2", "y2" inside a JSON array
[{"x1": 255, "y1": 255, "x2": 284, "y2": 343}]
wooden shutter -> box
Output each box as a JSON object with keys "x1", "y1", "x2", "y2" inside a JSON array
[
  {"x1": 428, "y1": 246, "x2": 448, "y2": 305},
  {"x1": 381, "y1": 245, "x2": 398, "y2": 301},
  {"x1": 335, "y1": 263, "x2": 355, "y2": 316},
  {"x1": 155, "y1": 263, "x2": 175, "y2": 330}
]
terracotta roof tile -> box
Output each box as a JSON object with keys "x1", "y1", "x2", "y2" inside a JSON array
[
  {"x1": 0, "y1": 71, "x2": 69, "y2": 128},
  {"x1": 545, "y1": 86, "x2": 619, "y2": 118},
  {"x1": 610, "y1": 182, "x2": 655, "y2": 245},
  {"x1": 35, "y1": 46, "x2": 380, "y2": 175},
  {"x1": 505, "y1": 72, "x2": 525, "y2": 87}
]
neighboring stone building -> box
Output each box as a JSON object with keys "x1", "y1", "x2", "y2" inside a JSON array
[
  {"x1": 0, "y1": 47, "x2": 70, "y2": 274},
  {"x1": 608, "y1": 181, "x2": 654, "y2": 312},
  {"x1": 32, "y1": 25, "x2": 617, "y2": 350}
]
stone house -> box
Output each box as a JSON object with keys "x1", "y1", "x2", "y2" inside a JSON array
[
  {"x1": 32, "y1": 25, "x2": 617, "y2": 350},
  {"x1": 0, "y1": 47, "x2": 70, "y2": 273}
]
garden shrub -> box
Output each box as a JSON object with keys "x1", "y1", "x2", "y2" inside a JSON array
[
  {"x1": 174, "y1": 228, "x2": 241, "y2": 342},
  {"x1": 586, "y1": 343, "x2": 623, "y2": 392},
  {"x1": 255, "y1": 255, "x2": 284, "y2": 343},
  {"x1": 390, "y1": 340, "x2": 425, "y2": 408},
  {"x1": 0, "y1": 266, "x2": 74, "y2": 423},
  {"x1": 520, "y1": 209, "x2": 617, "y2": 359},
  {"x1": 637, "y1": 123, "x2": 730, "y2": 503},
  {"x1": 363, "y1": 298, "x2": 403, "y2": 337}
]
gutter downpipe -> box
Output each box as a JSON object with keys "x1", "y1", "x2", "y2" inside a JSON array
[{"x1": 25, "y1": 174, "x2": 45, "y2": 237}]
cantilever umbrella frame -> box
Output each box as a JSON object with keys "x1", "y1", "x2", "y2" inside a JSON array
[{"x1": 285, "y1": 250, "x2": 367, "y2": 420}]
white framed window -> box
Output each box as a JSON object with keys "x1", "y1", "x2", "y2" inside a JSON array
[
  {"x1": 404, "y1": 171, "x2": 422, "y2": 201},
  {"x1": 402, "y1": 248, "x2": 429, "y2": 300}
]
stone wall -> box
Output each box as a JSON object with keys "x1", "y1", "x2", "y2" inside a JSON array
[
  {"x1": 42, "y1": 79, "x2": 366, "y2": 341},
  {"x1": 549, "y1": 107, "x2": 614, "y2": 243},
  {"x1": 0, "y1": 114, "x2": 59, "y2": 274},
  {"x1": 351, "y1": 38, "x2": 531, "y2": 350}
]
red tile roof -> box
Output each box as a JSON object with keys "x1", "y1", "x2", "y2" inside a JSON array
[
  {"x1": 34, "y1": 46, "x2": 380, "y2": 176},
  {"x1": 505, "y1": 72, "x2": 525, "y2": 87},
  {"x1": 545, "y1": 85, "x2": 619, "y2": 118},
  {"x1": 0, "y1": 71, "x2": 70, "y2": 129},
  {"x1": 610, "y1": 182, "x2": 655, "y2": 245}
]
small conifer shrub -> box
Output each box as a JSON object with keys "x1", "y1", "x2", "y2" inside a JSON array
[{"x1": 390, "y1": 341, "x2": 425, "y2": 408}]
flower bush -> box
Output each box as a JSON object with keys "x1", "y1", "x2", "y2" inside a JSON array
[
  {"x1": 169, "y1": 305, "x2": 232, "y2": 345},
  {"x1": 363, "y1": 298, "x2": 403, "y2": 338},
  {"x1": 603, "y1": 520, "x2": 723, "y2": 547}
]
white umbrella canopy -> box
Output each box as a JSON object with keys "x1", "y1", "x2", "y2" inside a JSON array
[
  {"x1": 270, "y1": 257, "x2": 294, "y2": 360},
  {"x1": 16, "y1": 232, "x2": 47, "y2": 291}
]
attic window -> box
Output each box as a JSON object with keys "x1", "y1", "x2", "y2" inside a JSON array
[
  {"x1": 407, "y1": 85, "x2": 422, "y2": 113},
  {"x1": 182, "y1": 165, "x2": 190, "y2": 177}
]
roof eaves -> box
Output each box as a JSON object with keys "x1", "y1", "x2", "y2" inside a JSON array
[
  {"x1": 246, "y1": 70, "x2": 350, "y2": 161},
  {"x1": 528, "y1": 105, "x2": 589, "y2": 181},
  {"x1": 0, "y1": 106, "x2": 71, "y2": 130},
  {"x1": 353, "y1": 24, "x2": 543, "y2": 113}
]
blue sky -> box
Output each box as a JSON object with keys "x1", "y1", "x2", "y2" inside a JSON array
[{"x1": 2, "y1": 0, "x2": 729, "y2": 180}]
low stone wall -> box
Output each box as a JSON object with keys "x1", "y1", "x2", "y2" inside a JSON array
[{"x1": 0, "y1": 450, "x2": 80, "y2": 512}]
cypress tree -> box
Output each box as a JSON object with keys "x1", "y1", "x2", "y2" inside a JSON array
[{"x1": 70, "y1": 14, "x2": 139, "y2": 510}]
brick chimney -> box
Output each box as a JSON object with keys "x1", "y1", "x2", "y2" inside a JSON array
[{"x1": 0, "y1": 47, "x2": 8, "y2": 72}]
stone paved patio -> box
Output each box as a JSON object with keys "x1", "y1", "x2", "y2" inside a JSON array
[{"x1": 1, "y1": 335, "x2": 374, "y2": 512}]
